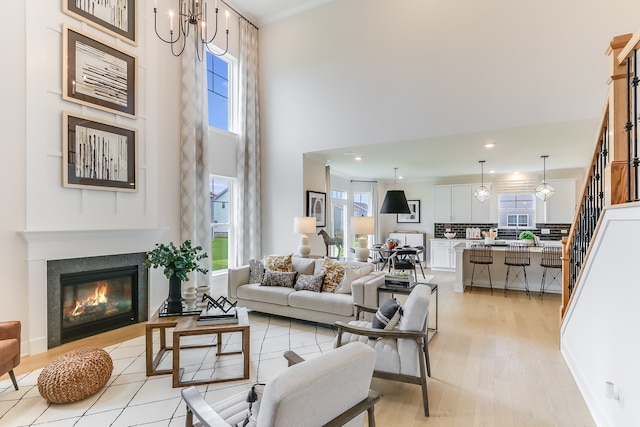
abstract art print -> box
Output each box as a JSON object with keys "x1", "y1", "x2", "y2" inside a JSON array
[
  {"x1": 306, "y1": 191, "x2": 326, "y2": 227},
  {"x1": 63, "y1": 0, "x2": 137, "y2": 45},
  {"x1": 62, "y1": 25, "x2": 137, "y2": 118},
  {"x1": 63, "y1": 112, "x2": 137, "y2": 191},
  {"x1": 397, "y1": 200, "x2": 420, "y2": 223}
]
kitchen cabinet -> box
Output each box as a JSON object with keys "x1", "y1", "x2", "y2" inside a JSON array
[
  {"x1": 471, "y1": 192, "x2": 492, "y2": 223},
  {"x1": 389, "y1": 232, "x2": 427, "y2": 262},
  {"x1": 535, "y1": 179, "x2": 576, "y2": 223},
  {"x1": 430, "y1": 240, "x2": 457, "y2": 270},
  {"x1": 433, "y1": 185, "x2": 472, "y2": 223}
]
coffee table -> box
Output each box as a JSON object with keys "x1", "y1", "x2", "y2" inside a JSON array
[
  {"x1": 145, "y1": 307, "x2": 250, "y2": 388},
  {"x1": 377, "y1": 282, "x2": 438, "y2": 343}
]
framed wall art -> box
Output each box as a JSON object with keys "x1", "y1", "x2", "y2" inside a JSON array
[
  {"x1": 306, "y1": 191, "x2": 326, "y2": 228},
  {"x1": 63, "y1": 111, "x2": 137, "y2": 192},
  {"x1": 397, "y1": 200, "x2": 421, "y2": 223},
  {"x1": 63, "y1": 0, "x2": 138, "y2": 46},
  {"x1": 62, "y1": 25, "x2": 137, "y2": 118}
]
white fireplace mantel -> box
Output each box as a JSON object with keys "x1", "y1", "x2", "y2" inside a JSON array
[{"x1": 21, "y1": 227, "x2": 168, "y2": 355}]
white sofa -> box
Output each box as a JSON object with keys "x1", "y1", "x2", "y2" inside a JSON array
[{"x1": 227, "y1": 257, "x2": 385, "y2": 324}]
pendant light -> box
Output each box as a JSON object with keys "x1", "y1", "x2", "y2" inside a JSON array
[
  {"x1": 473, "y1": 160, "x2": 491, "y2": 202},
  {"x1": 380, "y1": 168, "x2": 411, "y2": 214},
  {"x1": 535, "y1": 155, "x2": 555, "y2": 201}
]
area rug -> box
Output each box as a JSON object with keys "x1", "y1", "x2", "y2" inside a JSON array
[{"x1": 0, "y1": 313, "x2": 337, "y2": 427}]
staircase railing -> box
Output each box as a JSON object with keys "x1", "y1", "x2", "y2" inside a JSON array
[{"x1": 561, "y1": 32, "x2": 640, "y2": 320}]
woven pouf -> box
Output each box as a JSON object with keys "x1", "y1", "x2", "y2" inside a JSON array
[{"x1": 38, "y1": 347, "x2": 113, "y2": 403}]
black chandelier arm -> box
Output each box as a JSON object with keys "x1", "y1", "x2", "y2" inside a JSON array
[
  {"x1": 204, "y1": 8, "x2": 221, "y2": 45},
  {"x1": 154, "y1": 8, "x2": 183, "y2": 44},
  {"x1": 206, "y1": 30, "x2": 229, "y2": 57}
]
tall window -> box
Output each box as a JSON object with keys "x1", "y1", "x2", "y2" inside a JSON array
[
  {"x1": 330, "y1": 190, "x2": 347, "y2": 258},
  {"x1": 206, "y1": 51, "x2": 233, "y2": 131},
  {"x1": 498, "y1": 193, "x2": 536, "y2": 229},
  {"x1": 353, "y1": 192, "x2": 372, "y2": 247},
  {"x1": 210, "y1": 176, "x2": 234, "y2": 272}
]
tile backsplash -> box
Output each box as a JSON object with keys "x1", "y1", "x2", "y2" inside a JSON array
[{"x1": 434, "y1": 223, "x2": 570, "y2": 241}]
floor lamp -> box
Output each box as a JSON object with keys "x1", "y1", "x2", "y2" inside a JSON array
[
  {"x1": 294, "y1": 217, "x2": 316, "y2": 258},
  {"x1": 351, "y1": 216, "x2": 375, "y2": 262}
]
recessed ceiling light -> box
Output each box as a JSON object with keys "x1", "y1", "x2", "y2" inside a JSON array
[
  {"x1": 485, "y1": 143, "x2": 495, "y2": 148},
  {"x1": 398, "y1": 176, "x2": 404, "y2": 180},
  {"x1": 354, "y1": 156, "x2": 363, "y2": 161},
  {"x1": 489, "y1": 170, "x2": 496, "y2": 174}
]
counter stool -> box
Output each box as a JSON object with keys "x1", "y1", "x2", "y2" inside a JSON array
[
  {"x1": 469, "y1": 244, "x2": 493, "y2": 294},
  {"x1": 504, "y1": 245, "x2": 530, "y2": 298},
  {"x1": 540, "y1": 246, "x2": 562, "y2": 299}
]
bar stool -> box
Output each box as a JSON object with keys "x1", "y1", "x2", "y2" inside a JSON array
[
  {"x1": 540, "y1": 246, "x2": 562, "y2": 299},
  {"x1": 504, "y1": 244, "x2": 530, "y2": 298},
  {"x1": 469, "y1": 244, "x2": 493, "y2": 294}
]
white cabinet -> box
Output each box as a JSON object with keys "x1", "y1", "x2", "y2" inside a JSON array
[
  {"x1": 430, "y1": 240, "x2": 456, "y2": 270},
  {"x1": 389, "y1": 232, "x2": 427, "y2": 262},
  {"x1": 433, "y1": 185, "x2": 472, "y2": 223},
  {"x1": 471, "y1": 193, "x2": 492, "y2": 223},
  {"x1": 535, "y1": 179, "x2": 576, "y2": 223}
]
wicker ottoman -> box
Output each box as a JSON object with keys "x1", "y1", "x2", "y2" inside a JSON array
[{"x1": 38, "y1": 347, "x2": 113, "y2": 403}]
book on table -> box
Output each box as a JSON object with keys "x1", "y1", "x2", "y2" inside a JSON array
[
  {"x1": 384, "y1": 274, "x2": 415, "y2": 289},
  {"x1": 197, "y1": 307, "x2": 238, "y2": 326}
]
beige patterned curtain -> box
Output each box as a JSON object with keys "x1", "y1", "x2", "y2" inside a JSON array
[
  {"x1": 236, "y1": 19, "x2": 261, "y2": 264},
  {"x1": 180, "y1": 37, "x2": 211, "y2": 285}
]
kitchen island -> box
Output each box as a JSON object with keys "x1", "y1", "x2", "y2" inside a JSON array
[{"x1": 453, "y1": 243, "x2": 563, "y2": 295}]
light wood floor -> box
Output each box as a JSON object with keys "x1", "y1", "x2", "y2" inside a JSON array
[{"x1": 12, "y1": 270, "x2": 595, "y2": 426}]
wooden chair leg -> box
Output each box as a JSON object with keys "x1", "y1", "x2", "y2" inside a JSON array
[
  {"x1": 9, "y1": 370, "x2": 18, "y2": 390},
  {"x1": 417, "y1": 345, "x2": 430, "y2": 417}
]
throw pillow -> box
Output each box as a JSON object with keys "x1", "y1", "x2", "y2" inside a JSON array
[
  {"x1": 319, "y1": 257, "x2": 345, "y2": 293},
  {"x1": 336, "y1": 264, "x2": 375, "y2": 294},
  {"x1": 263, "y1": 254, "x2": 293, "y2": 272},
  {"x1": 248, "y1": 259, "x2": 265, "y2": 283},
  {"x1": 260, "y1": 271, "x2": 297, "y2": 288},
  {"x1": 372, "y1": 298, "x2": 403, "y2": 330},
  {"x1": 294, "y1": 274, "x2": 325, "y2": 292}
]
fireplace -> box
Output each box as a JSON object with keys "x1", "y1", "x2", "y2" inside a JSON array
[
  {"x1": 47, "y1": 253, "x2": 148, "y2": 348},
  {"x1": 60, "y1": 266, "x2": 138, "y2": 343}
]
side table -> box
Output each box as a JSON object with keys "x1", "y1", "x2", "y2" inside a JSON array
[{"x1": 377, "y1": 282, "x2": 438, "y2": 343}]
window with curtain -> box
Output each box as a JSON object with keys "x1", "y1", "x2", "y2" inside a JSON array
[
  {"x1": 330, "y1": 190, "x2": 347, "y2": 258},
  {"x1": 210, "y1": 176, "x2": 235, "y2": 272},
  {"x1": 206, "y1": 51, "x2": 237, "y2": 132}
]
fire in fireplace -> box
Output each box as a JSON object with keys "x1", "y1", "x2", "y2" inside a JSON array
[{"x1": 60, "y1": 266, "x2": 138, "y2": 344}]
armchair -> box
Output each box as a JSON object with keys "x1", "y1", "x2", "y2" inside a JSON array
[
  {"x1": 181, "y1": 341, "x2": 380, "y2": 427},
  {"x1": 335, "y1": 284, "x2": 431, "y2": 416},
  {"x1": 0, "y1": 320, "x2": 21, "y2": 390}
]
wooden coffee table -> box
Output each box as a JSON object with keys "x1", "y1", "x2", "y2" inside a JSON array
[{"x1": 145, "y1": 307, "x2": 250, "y2": 388}]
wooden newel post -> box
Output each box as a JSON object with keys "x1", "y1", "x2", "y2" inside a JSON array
[
  {"x1": 604, "y1": 33, "x2": 633, "y2": 206},
  {"x1": 560, "y1": 236, "x2": 570, "y2": 321}
]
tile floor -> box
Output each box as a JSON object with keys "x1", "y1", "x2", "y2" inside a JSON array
[{"x1": 0, "y1": 313, "x2": 338, "y2": 427}]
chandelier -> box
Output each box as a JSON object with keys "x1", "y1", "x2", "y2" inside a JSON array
[
  {"x1": 535, "y1": 155, "x2": 556, "y2": 201},
  {"x1": 154, "y1": 0, "x2": 229, "y2": 60},
  {"x1": 473, "y1": 160, "x2": 491, "y2": 202},
  {"x1": 380, "y1": 168, "x2": 411, "y2": 214}
]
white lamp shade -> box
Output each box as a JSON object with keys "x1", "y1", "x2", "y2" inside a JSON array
[
  {"x1": 474, "y1": 185, "x2": 491, "y2": 203},
  {"x1": 294, "y1": 216, "x2": 316, "y2": 234},
  {"x1": 535, "y1": 183, "x2": 556, "y2": 201},
  {"x1": 350, "y1": 216, "x2": 375, "y2": 235}
]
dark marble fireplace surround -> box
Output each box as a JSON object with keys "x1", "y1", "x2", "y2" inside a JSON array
[{"x1": 47, "y1": 252, "x2": 149, "y2": 348}]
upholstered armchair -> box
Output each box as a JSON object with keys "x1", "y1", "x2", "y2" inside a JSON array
[
  {"x1": 335, "y1": 284, "x2": 431, "y2": 416},
  {"x1": 0, "y1": 320, "x2": 21, "y2": 390},
  {"x1": 181, "y1": 341, "x2": 380, "y2": 427}
]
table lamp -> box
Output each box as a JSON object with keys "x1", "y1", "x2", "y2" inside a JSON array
[
  {"x1": 293, "y1": 216, "x2": 316, "y2": 258},
  {"x1": 351, "y1": 216, "x2": 375, "y2": 262}
]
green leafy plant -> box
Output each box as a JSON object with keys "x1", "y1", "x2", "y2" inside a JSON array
[
  {"x1": 518, "y1": 231, "x2": 536, "y2": 240},
  {"x1": 144, "y1": 240, "x2": 209, "y2": 281}
]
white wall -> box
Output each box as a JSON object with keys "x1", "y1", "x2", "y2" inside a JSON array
[
  {"x1": 561, "y1": 204, "x2": 640, "y2": 426},
  {"x1": 2, "y1": 2, "x2": 241, "y2": 353}
]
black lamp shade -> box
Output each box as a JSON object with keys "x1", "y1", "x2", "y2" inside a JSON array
[{"x1": 380, "y1": 190, "x2": 411, "y2": 214}]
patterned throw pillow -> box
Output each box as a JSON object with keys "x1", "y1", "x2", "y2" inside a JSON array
[
  {"x1": 263, "y1": 254, "x2": 293, "y2": 272},
  {"x1": 319, "y1": 257, "x2": 345, "y2": 293},
  {"x1": 372, "y1": 298, "x2": 403, "y2": 330},
  {"x1": 248, "y1": 259, "x2": 265, "y2": 283},
  {"x1": 260, "y1": 271, "x2": 297, "y2": 288},
  {"x1": 294, "y1": 274, "x2": 325, "y2": 292}
]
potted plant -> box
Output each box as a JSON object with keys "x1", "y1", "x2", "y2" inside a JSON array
[
  {"x1": 518, "y1": 231, "x2": 536, "y2": 245},
  {"x1": 144, "y1": 240, "x2": 208, "y2": 314},
  {"x1": 386, "y1": 238, "x2": 401, "y2": 250}
]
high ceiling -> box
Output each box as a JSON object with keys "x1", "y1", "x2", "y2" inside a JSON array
[{"x1": 227, "y1": 0, "x2": 634, "y2": 183}]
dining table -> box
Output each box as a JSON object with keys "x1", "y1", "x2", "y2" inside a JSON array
[{"x1": 370, "y1": 245, "x2": 425, "y2": 272}]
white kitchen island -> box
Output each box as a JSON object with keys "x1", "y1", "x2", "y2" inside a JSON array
[{"x1": 453, "y1": 243, "x2": 563, "y2": 294}]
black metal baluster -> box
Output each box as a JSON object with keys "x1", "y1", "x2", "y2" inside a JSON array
[{"x1": 633, "y1": 49, "x2": 639, "y2": 201}]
